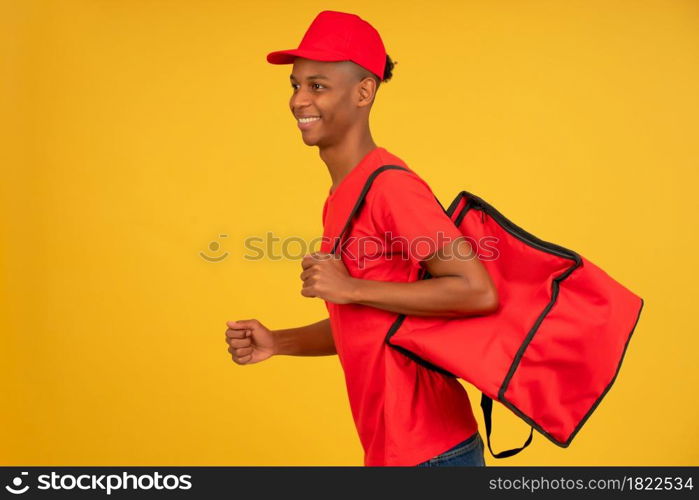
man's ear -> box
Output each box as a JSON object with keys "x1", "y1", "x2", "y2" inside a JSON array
[{"x1": 356, "y1": 76, "x2": 377, "y2": 107}]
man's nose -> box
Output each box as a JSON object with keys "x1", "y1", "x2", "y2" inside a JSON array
[{"x1": 290, "y1": 88, "x2": 312, "y2": 109}]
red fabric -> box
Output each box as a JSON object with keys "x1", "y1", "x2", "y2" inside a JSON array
[{"x1": 319, "y1": 146, "x2": 478, "y2": 466}]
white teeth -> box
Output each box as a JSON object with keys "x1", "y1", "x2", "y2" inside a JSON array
[{"x1": 298, "y1": 116, "x2": 320, "y2": 123}]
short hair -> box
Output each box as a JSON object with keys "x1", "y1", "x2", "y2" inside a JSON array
[{"x1": 351, "y1": 54, "x2": 397, "y2": 90}]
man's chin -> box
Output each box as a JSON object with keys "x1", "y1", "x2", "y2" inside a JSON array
[{"x1": 301, "y1": 133, "x2": 320, "y2": 147}]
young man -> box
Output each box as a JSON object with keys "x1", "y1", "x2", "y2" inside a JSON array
[{"x1": 225, "y1": 10, "x2": 499, "y2": 467}]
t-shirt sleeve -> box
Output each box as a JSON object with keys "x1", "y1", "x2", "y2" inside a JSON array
[{"x1": 368, "y1": 169, "x2": 464, "y2": 269}]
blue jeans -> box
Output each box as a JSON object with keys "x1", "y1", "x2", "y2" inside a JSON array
[{"x1": 416, "y1": 431, "x2": 486, "y2": 467}]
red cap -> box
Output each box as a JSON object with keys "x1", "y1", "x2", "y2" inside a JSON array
[{"x1": 266, "y1": 10, "x2": 387, "y2": 82}]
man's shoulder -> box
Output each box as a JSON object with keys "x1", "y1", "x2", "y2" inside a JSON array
[
  {"x1": 372, "y1": 148, "x2": 430, "y2": 185},
  {"x1": 363, "y1": 167, "x2": 436, "y2": 226},
  {"x1": 368, "y1": 163, "x2": 431, "y2": 197}
]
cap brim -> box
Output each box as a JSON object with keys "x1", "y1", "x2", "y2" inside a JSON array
[{"x1": 266, "y1": 47, "x2": 350, "y2": 65}]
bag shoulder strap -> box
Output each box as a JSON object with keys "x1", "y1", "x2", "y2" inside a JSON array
[
  {"x1": 330, "y1": 164, "x2": 410, "y2": 255},
  {"x1": 330, "y1": 164, "x2": 447, "y2": 256}
]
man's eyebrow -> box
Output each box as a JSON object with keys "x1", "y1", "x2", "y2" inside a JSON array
[{"x1": 289, "y1": 74, "x2": 331, "y2": 81}]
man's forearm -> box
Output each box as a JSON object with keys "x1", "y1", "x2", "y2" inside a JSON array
[
  {"x1": 273, "y1": 318, "x2": 336, "y2": 356},
  {"x1": 349, "y1": 275, "x2": 497, "y2": 317}
]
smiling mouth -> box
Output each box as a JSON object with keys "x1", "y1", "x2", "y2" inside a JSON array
[{"x1": 297, "y1": 116, "x2": 321, "y2": 130}]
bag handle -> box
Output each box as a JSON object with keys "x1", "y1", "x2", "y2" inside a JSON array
[{"x1": 481, "y1": 394, "x2": 534, "y2": 458}]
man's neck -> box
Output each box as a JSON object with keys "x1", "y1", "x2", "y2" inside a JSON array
[{"x1": 321, "y1": 138, "x2": 378, "y2": 192}]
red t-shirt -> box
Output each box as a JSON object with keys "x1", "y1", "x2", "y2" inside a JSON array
[{"x1": 320, "y1": 146, "x2": 479, "y2": 466}]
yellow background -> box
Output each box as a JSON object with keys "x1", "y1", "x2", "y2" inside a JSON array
[{"x1": 2, "y1": 0, "x2": 697, "y2": 466}]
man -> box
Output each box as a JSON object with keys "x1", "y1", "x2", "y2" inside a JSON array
[{"x1": 225, "y1": 10, "x2": 498, "y2": 467}]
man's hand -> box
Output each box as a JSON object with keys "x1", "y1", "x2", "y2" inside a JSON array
[
  {"x1": 225, "y1": 319, "x2": 277, "y2": 365},
  {"x1": 300, "y1": 251, "x2": 357, "y2": 304}
]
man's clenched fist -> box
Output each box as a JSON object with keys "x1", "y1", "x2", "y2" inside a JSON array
[
  {"x1": 225, "y1": 319, "x2": 276, "y2": 365},
  {"x1": 300, "y1": 252, "x2": 358, "y2": 304}
]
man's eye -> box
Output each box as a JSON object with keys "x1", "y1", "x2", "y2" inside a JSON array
[{"x1": 291, "y1": 83, "x2": 325, "y2": 90}]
